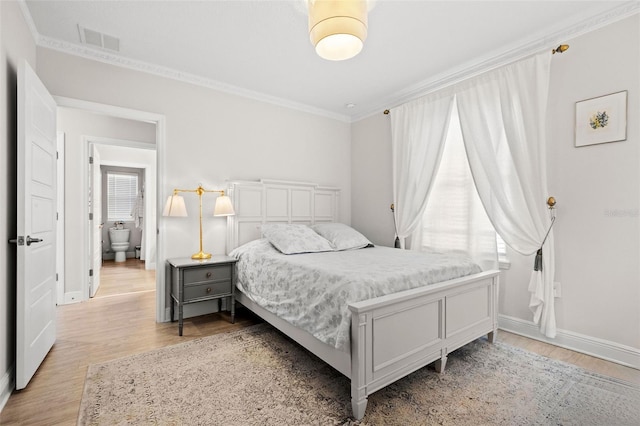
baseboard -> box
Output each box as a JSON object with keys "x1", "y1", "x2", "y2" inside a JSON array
[
  {"x1": 498, "y1": 314, "x2": 640, "y2": 370},
  {"x1": 64, "y1": 291, "x2": 83, "y2": 304},
  {"x1": 0, "y1": 364, "x2": 15, "y2": 414}
]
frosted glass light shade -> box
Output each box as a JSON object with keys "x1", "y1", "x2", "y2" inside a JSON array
[
  {"x1": 213, "y1": 195, "x2": 235, "y2": 216},
  {"x1": 309, "y1": 0, "x2": 367, "y2": 61},
  {"x1": 163, "y1": 195, "x2": 188, "y2": 217}
]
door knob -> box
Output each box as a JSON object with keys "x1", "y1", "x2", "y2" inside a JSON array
[
  {"x1": 8, "y1": 236, "x2": 42, "y2": 246},
  {"x1": 26, "y1": 236, "x2": 43, "y2": 246}
]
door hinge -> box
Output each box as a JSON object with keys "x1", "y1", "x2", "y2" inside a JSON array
[
  {"x1": 56, "y1": 151, "x2": 59, "y2": 160},
  {"x1": 56, "y1": 212, "x2": 59, "y2": 220},
  {"x1": 89, "y1": 269, "x2": 93, "y2": 277},
  {"x1": 56, "y1": 273, "x2": 59, "y2": 282},
  {"x1": 89, "y1": 156, "x2": 93, "y2": 164},
  {"x1": 89, "y1": 212, "x2": 93, "y2": 220}
]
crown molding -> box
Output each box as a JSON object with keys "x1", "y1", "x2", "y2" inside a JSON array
[
  {"x1": 35, "y1": 36, "x2": 351, "y2": 123},
  {"x1": 17, "y1": 0, "x2": 40, "y2": 44},
  {"x1": 19, "y1": 0, "x2": 638, "y2": 124},
  {"x1": 351, "y1": 1, "x2": 640, "y2": 122}
]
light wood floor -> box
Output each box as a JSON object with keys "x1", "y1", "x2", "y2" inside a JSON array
[
  {"x1": 1, "y1": 265, "x2": 638, "y2": 425},
  {"x1": 94, "y1": 258, "x2": 156, "y2": 298}
]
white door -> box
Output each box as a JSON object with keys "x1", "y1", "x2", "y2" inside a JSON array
[
  {"x1": 56, "y1": 132, "x2": 65, "y2": 305},
  {"x1": 15, "y1": 61, "x2": 57, "y2": 389},
  {"x1": 89, "y1": 144, "x2": 102, "y2": 297}
]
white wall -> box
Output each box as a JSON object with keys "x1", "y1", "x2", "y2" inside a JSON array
[
  {"x1": 37, "y1": 47, "x2": 351, "y2": 317},
  {"x1": 57, "y1": 107, "x2": 156, "y2": 298},
  {"x1": 351, "y1": 113, "x2": 394, "y2": 246},
  {"x1": 0, "y1": 0, "x2": 37, "y2": 410},
  {"x1": 39, "y1": 47, "x2": 352, "y2": 251},
  {"x1": 351, "y1": 16, "x2": 639, "y2": 365},
  {"x1": 501, "y1": 15, "x2": 639, "y2": 354}
]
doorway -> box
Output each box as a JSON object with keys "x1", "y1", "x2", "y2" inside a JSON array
[
  {"x1": 88, "y1": 140, "x2": 157, "y2": 298},
  {"x1": 54, "y1": 96, "x2": 167, "y2": 322}
]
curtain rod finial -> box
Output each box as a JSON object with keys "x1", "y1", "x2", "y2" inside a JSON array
[{"x1": 552, "y1": 44, "x2": 569, "y2": 54}]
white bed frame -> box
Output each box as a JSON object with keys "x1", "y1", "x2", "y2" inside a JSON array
[{"x1": 226, "y1": 179, "x2": 500, "y2": 420}]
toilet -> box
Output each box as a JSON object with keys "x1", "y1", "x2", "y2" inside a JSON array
[{"x1": 109, "y1": 228, "x2": 130, "y2": 262}]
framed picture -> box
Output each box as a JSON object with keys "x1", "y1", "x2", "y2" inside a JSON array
[{"x1": 575, "y1": 91, "x2": 627, "y2": 147}]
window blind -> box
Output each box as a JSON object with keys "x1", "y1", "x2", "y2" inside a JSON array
[
  {"x1": 107, "y1": 172, "x2": 138, "y2": 222},
  {"x1": 420, "y1": 102, "x2": 500, "y2": 270}
]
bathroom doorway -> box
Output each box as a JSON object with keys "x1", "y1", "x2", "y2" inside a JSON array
[{"x1": 87, "y1": 139, "x2": 157, "y2": 299}]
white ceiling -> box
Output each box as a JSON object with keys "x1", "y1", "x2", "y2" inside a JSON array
[{"x1": 23, "y1": 0, "x2": 633, "y2": 121}]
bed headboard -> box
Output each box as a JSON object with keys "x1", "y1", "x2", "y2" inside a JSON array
[{"x1": 226, "y1": 179, "x2": 340, "y2": 251}]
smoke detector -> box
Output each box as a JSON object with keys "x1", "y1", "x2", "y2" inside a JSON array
[{"x1": 78, "y1": 25, "x2": 120, "y2": 52}]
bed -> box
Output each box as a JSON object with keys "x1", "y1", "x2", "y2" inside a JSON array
[{"x1": 226, "y1": 179, "x2": 500, "y2": 420}]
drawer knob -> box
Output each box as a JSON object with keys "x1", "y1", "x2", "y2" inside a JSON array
[
  {"x1": 206, "y1": 287, "x2": 212, "y2": 293},
  {"x1": 206, "y1": 272, "x2": 212, "y2": 278}
]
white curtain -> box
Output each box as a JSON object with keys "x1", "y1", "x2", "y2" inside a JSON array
[
  {"x1": 390, "y1": 91, "x2": 455, "y2": 249},
  {"x1": 456, "y1": 52, "x2": 556, "y2": 337},
  {"x1": 420, "y1": 101, "x2": 498, "y2": 271}
]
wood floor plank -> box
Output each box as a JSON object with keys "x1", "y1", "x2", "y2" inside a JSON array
[
  {"x1": 1, "y1": 263, "x2": 637, "y2": 424},
  {"x1": 497, "y1": 330, "x2": 640, "y2": 383}
]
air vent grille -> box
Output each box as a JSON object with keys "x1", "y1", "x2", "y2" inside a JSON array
[
  {"x1": 102, "y1": 34, "x2": 120, "y2": 52},
  {"x1": 78, "y1": 25, "x2": 120, "y2": 52}
]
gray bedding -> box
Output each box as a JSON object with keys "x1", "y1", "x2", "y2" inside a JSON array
[{"x1": 230, "y1": 239, "x2": 482, "y2": 352}]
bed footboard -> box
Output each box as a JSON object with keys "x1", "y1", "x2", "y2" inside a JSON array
[{"x1": 348, "y1": 270, "x2": 499, "y2": 420}]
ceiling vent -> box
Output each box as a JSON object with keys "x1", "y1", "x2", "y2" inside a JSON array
[{"x1": 78, "y1": 25, "x2": 120, "y2": 52}]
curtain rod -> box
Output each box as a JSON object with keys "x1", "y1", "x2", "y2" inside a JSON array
[{"x1": 383, "y1": 44, "x2": 570, "y2": 115}]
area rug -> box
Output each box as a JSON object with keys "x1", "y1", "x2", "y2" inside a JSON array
[{"x1": 78, "y1": 323, "x2": 640, "y2": 425}]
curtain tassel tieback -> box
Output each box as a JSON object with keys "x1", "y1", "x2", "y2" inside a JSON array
[
  {"x1": 532, "y1": 197, "x2": 557, "y2": 272},
  {"x1": 534, "y1": 248, "x2": 543, "y2": 271},
  {"x1": 390, "y1": 203, "x2": 401, "y2": 249}
]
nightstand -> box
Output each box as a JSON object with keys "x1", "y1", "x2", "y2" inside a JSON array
[{"x1": 167, "y1": 255, "x2": 237, "y2": 336}]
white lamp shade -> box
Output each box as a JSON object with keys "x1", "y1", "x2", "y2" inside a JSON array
[
  {"x1": 163, "y1": 195, "x2": 188, "y2": 217},
  {"x1": 214, "y1": 195, "x2": 235, "y2": 216},
  {"x1": 309, "y1": 0, "x2": 367, "y2": 61}
]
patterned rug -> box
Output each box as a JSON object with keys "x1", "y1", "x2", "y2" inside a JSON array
[{"x1": 78, "y1": 323, "x2": 640, "y2": 425}]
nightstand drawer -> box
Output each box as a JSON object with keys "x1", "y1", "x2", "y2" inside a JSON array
[
  {"x1": 184, "y1": 281, "x2": 232, "y2": 301},
  {"x1": 183, "y1": 265, "x2": 231, "y2": 284}
]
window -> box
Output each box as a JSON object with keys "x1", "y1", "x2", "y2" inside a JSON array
[
  {"x1": 107, "y1": 172, "x2": 138, "y2": 222},
  {"x1": 420, "y1": 101, "x2": 504, "y2": 270},
  {"x1": 496, "y1": 234, "x2": 510, "y2": 268}
]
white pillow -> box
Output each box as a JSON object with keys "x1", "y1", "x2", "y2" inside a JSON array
[
  {"x1": 261, "y1": 224, "x2": 334, "y2": 255},
  {"x1": 311, "y1": 223, "x2": 372, "y2": 251}
]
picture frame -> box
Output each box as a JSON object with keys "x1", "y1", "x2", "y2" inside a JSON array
[{"x1": 575, "y1": 91, "x2": 627, "y2": 147}]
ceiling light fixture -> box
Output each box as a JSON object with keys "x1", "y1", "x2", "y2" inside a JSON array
[{"x1": 308, "y1": 0, "x2": 368, "y2": 61}]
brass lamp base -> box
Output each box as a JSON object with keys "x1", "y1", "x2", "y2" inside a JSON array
[{"x1": 191, "y1": 251, "x2": 212, "y2": 260}]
